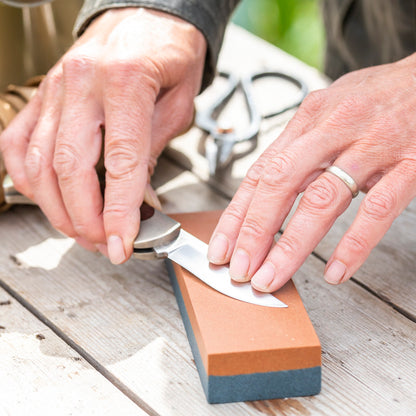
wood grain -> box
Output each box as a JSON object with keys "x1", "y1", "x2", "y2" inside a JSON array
[
  {"x1": 1, "y1": 24, "x2": 415, "y2": 415},
  {"x1": 1, "y1": 154, "x2": 415, "y2": 414},
  {"x1": 0, "y1": 286, "x2": 144, "y2": 415}
]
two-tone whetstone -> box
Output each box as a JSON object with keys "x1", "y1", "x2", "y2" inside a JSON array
[{"x1": 166, "y1": 211, "x2": 321, "y2": 404}]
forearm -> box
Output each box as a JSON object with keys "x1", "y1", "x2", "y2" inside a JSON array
[{"x1": 75, "y1": 0, "x2": 240, "y2": 90}]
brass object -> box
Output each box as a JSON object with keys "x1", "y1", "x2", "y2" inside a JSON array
[
  {"x1": 0, "y1": 152, "x2": 8, "y2": 212},
  {"x1": 0, "y1": 81, "x2": 38, "y2": 211},
  {"x1": 0, "y1": 0, "x2": 83, "y2": 210}
]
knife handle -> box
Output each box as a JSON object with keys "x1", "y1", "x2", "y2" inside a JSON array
[{"x1": 133, "y1": 204, "x2": 181, "y2": 260}]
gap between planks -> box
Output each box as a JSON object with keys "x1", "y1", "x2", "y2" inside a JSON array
[{"x1": 0, "y1": 277, "x2": 159, "y2": 416}]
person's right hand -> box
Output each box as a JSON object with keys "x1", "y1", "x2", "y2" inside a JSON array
[{"x1": 0, "y1": 7, "x2": 206, "y2": 263}]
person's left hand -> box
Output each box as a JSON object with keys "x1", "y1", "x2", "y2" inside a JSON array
[{"x1": 208, "y1": 54, "x2": 416, "y2": 292}]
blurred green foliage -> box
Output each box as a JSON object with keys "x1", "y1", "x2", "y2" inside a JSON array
[{"x1": 232, "y1": 0, "x2": 324, "y2": 69}]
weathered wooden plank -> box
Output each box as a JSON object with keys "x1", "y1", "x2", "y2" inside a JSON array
[
  {"x1": 1, "y1": 24, "x2": 415, "y2": 416},
  {"x1": 292, "y1": 256, "x2": 416, "y2": 416},
  {"x1": 1, "y1": 154, "x2": 415, "y2": 415},
  {"x1": 0, "y1": 287, "x2": 145, "y2": 416},
  {"x1": 314, "y1": 195, "x2": 416, "y2": 321}
]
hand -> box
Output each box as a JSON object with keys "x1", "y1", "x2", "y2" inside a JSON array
[
  {"x1": 208, "y1": 55, "x2": 416, "y2": 292},
  {"x1": 0, "y1": 8, "x2": 206, "y2": 263}
]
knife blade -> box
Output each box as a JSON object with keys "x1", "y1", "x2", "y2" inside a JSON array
[
  {"x1": 133, "y1": 206, "x2": 287, "y2": 308},
  {"x1": 1, "y1": 171, "x2": 287, "y2": 308}
]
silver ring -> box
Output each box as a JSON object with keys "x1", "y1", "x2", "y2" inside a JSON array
[{"x1": 325, "y1": 166, "x2": 359, "y2": 198}]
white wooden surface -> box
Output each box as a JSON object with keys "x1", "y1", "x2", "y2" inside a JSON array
[
  {"x1": 0, "y1": 25, "x2": 415, "y2": 415},
  {"x1": 0, "y1": 286, "x2": 144, "y2": 416}
]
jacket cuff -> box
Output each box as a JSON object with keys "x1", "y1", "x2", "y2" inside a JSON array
[{"x1": 74, "y1": 0, "x2": 240, "y2": 91}]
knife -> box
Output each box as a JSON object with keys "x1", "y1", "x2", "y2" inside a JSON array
[
  {"x1": 133, "y1": 204, "x2": 287, "y2": 308},
  {"x1": 1, "y1": 174, "x2": 287, "y2": 308}
]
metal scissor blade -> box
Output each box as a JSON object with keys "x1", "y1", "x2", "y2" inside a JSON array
[{"x1": 155, "y1": 230, "x2": 287, "y2": 308}]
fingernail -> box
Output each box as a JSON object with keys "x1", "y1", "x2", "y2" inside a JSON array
[
  {"x1": 252, "y1": 262, "x2": 276, "y2": 291},
  {"x1": 208, "y1": 234, "x2": 229, "y2": 264},
  {"x1": 96, "y1": 243, "x2": 108, "y2": 258},
  {"x1": 324, "y1": 260, "x2": 347, "y2": 285},
  {"x1": 107, "y1": 235, "x2": 126, "y2": 264},
  {"x1": 229, "y1": 248, "x2": 250, "y2": 281}
]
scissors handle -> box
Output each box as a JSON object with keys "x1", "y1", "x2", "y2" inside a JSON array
[
  {"x1": 250, "y1": 71, "x2": 308, "y2": 118},
  {"x1": 195, "y1": 72, "x2": 241, "y2": 138}
]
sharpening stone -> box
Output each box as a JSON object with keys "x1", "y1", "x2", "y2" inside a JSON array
[{"x1": 166, "y1": 211, "x2": 321, "y2": 404}]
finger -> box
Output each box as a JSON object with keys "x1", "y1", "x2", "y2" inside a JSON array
[
  {"x1": 249, "y1": 145, "x2": 387, "y2": 292},
  {"x1": 24, "y1": 70, "x2": 78, "y2": 238},
  {"x1": 324, "y1": 161, "x2": 416, "y2": 285},
  {"x1": 250, "y1": 171, "x2": 352, "y2": 292},
  {"x1": 208, "y1": 141, "x2": 308, "y2": 265},
  {"x1": 53, "y1": 56, "x2": 106, "y2": 245},
  {"x1": 151, "y1": 84, "x2": 196, "y2": 159},
  {"x1": 226, "y1": 130, "x2": 340, "y2": 282},
  {"x1": 207, "y1": 147, "x2": 278, "y2": 265},
  {"x1": 143, "y1": 85, "x2": 196, "y2": 211},
  {"x1": 226, "y1": 123, "x2": 392, "y2": 284},
  {"x1": 0, "y1": 89, "x2": 43, "y2": 198},
  {"x1": 207, "y1": 91, "x2": 329, "y2": 265},
  {"x1": 103, "y1": 71, "x2": 157, "y2": 264}
]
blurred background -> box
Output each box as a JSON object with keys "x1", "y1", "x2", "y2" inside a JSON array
[{"x1": 232, "y1": 0, "x2": 324, "y2": 70}]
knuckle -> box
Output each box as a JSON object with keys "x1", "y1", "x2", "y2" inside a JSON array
[
  {"x1": 361, "y1": 190, "x2": 397, "y2": 221},
  {"x1": 72, "y1": 223, "x2": 91, "y2": 239},
  {"x1": 245, "y1": 160, "x2": 266, "y2": 187},
  {"x1": 276, "y1": 235, "x2": 298, "y2": 259},
  {"x1": 301, "y1": 89, "x2": 327, "y2": 112},
  {"x1": 240, "y1": 216, "x2": 268, "y2": 241},
  {"x1": 53, "y1": 144, "x2": 81, "y2": 180},
  {"x1": 103, "y1": 201, "x2": 130, "y2": 219},
  {"x1": 343, "y1": 232, "x2": 369, "y2": 253},
  {"x1": 260, "y1": 153, "x2": 296, "y2": 189},
  {"x1": 62, "y1": 50, "x2": 96, "y2": 77},
  {"x1": 51, "y1": 217, "x2": 73, "y2": 236},
  {"x1": 44, "y1": 68, "x2": 63, "y2": 90},
  {"x1": 222, "y1": 202, "x2": 246, "y2": 226},
  {"x1": 101, "y1": 56, "x2": 160, "y2": 94},
  {"x1": 329, "y1": 95, "x2": 364, "y2": 123},
  {"x1": 302, "y1": 176, "x2": 339, "y2": 212},
  {"x1": 105, "y1": 143, "x2": 147, "y2": 179},
  {"x1": 25, "y1": 148, "x2": 46, "y2": 182}
]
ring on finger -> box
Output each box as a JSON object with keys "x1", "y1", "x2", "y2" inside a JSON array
[{"x1": 325, "y1": 165, "x2": 359, "y2": 198}]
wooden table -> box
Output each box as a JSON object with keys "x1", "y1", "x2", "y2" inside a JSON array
[{"x1": 1, "y1": 25, "x2": 415, "y2": 416}]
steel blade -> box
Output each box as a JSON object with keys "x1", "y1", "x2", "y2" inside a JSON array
[{"x1": 155, "y1": 230, "x2": 287, "y2": 308}]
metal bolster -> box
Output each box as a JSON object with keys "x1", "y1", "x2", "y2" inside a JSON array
[{"x1": 133, "y1": 207, "x2": 181, "y2": 260}]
